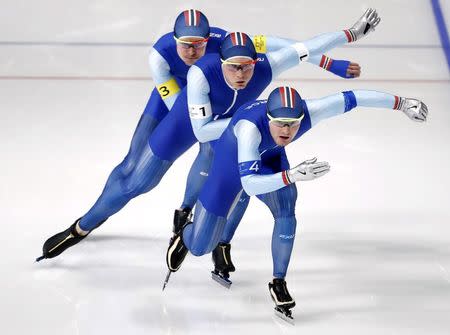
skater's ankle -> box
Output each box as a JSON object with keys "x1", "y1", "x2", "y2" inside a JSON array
[
  {"x1": 75, "y1": 222, "x2": 89, "y2": 236},
  {"x1": 178, "y1": 207, "x2": 191, "y2": 213}
]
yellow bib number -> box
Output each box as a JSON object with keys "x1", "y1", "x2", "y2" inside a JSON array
[
  {"x1": 157, "y1": 78, "x2": 180, "y2": 99},
  {"x1": 252, "y1": 35, "x2": 267, "y2": 54}
]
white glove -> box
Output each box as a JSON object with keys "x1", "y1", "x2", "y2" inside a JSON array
[
  {"x1": 349, "y1": 8, "x2": 381, "y2": 41},
  {"x1": 286, "y1": 157, "x2": 330, "y2": 183},
  {"x1": 398, "y1": 98, "x2": 428, "y2": 122}
]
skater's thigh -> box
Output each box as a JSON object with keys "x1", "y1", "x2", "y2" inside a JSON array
[
  {"x1": 125, "y1": 113, "x2": 160, "y2": 161},
  {"x1": 199, "y1": 149, "x2": 243, "y2": 218},
  {"x1": 143, "y1": 87, "x2": 170, "y2": 121},
  {"x1": 149, "y1": 90, "x2": 197, "y2": 161},
  {"x1": 187, "y1": 201, "x2": 228, "y2": 256}
]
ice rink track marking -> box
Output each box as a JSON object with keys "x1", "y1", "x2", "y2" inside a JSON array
[{"x1": 431, "y1": 0, "x2": 450, "y2": 72}]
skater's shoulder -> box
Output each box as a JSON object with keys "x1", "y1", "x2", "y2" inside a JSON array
[
  {"x1": 232, "y1": 100, "x2": 268, "y2": 124},
  {"x1": 209, "y1": 27, "x2": 227, "y2": 40},
  {"x1": 195, "y1": 53, "x2": 222, "y2": 69},
  {"x1": 153, "y1": 32, "x2": 176, "y2": 50}
]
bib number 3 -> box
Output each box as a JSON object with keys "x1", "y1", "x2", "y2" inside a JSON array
[
  {"x1": 158, "y1": 85, "x2": 170, "y2": 97},
  {"x1": 157, "y1": 78, "x2": 180, "y2": 99}
]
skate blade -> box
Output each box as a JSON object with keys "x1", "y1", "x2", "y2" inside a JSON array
[
  {"x1": 35, "y1": 255, "x2": 45, "y2": 262},
  {"x1": 211, "y1": 271, "x2": 232, "y2": 289},
  {"x1": 162, "y1": 270, "x2": 172, "y2": 291},
  {"x1": 274, "y1": 307, "x2": 294, "y2": 325}
]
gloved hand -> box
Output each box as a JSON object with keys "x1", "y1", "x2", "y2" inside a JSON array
[
  {"x1": 286, "y1": 157, "x2": 330, "y2": 183},
  {"x1": 345, "y1": 62, "x2": 361, "y2": 78},
  {"x1": 328, "y1": 60, "x2": 361, "y2": 78},
  {"x1": 348, "y1": 8, "x2": 381, "y2": 41},
  {"x1": 398, "y1": 98, "x2": 428, "y2": 122}
]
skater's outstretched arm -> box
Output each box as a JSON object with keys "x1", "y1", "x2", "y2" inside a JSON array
[
  {"x1": 149, "y1": 49, "x2": 181, "y2": 110},
  {"x1": 235, "y1": 120, "x2": 330, "y2": 196},
  {"x1": 306, "y1": 90, "x2": 429, "y2": 126},
  {"x1": 267, "y1": 8, "x2": 380, "y2": 78},
  {"x1": 245, "y1": 34, "x2": 360, "y2": 78}
]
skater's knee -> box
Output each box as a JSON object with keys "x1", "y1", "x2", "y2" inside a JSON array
[
  {"x1": 189, "y1": 242, "x2": 209, "y2": 256},
  {"x1": 275, "y1": 216, "x2": 297, "y2": 238},
  {"x1": 273, "y1": 205, "x2": 296, "y2": 219},
  {"x1": 188, "y1": 233, "x2": 215, "y2": 256},
  {"x1": 276, "y1": 216, "x2": 296, "y2": 225},
  {"x1": 187, "y1": 203, "x2": 225, "y2": 256},
  {"x1": 121, "y1": 177, "x2": 157, "y2": 198},
  {"x1": 121, "y1": 166, "x2": 166, "y2": 197},
  {"x1": 114, "y1": 158, "x2": 139, "y2": 179},
  {"x1": 120, "y1": 155, "x2": 137, "y2": 175}
]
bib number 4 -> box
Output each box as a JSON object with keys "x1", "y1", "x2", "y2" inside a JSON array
[{"x1": 249, "y1": 161, "x2": 259, "y2": 172}]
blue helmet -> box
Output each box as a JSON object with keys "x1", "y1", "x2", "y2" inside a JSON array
[
  {"x1": 267, "y1": 86, "x2": 304, "y2": 119},
  {"x1": 220, "y1": 32, "x2": 257, "y2": 61},
  {"x1": 173, "y1": 9, "x2": 210, "y2": 39}
]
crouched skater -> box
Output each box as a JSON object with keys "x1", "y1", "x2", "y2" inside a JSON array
[{"x1": 165, "y1": 86, "x2": 428, "y2": 322}]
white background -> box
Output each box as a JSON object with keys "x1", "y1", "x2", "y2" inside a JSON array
[{"x1": 1, "y1": 1, "x2": 449, "y2": 334}]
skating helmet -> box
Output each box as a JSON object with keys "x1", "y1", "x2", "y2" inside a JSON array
[
  {"x1": 220, "y1": 32, "x2": 257, "y2": 61},
  {"x1": 173, "y1": 9, "x2": 210, "y2": 39},
  {"x1": 267, "y1": 87, "x2": 304, "y2": 121}
]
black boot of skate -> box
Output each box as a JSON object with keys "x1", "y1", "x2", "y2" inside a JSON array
[
  {"x1": 172, "y1": 207, "x2": 192, "y2": 234},
  {"x1": 211, "y1": 242, "x2": 235, "y2": 288},
  {"x1": 163, "y1": 222, "x2": 191, "y2": 290},
  {"x1": 36, "y1": 218, "x2": 88, "y2": 262},
  {"x1": 269, "y1": 278, "x2": 296, "y2": 324},
  {"x1": 166, "y1": 224, "x2": 190, "y2": 272}
]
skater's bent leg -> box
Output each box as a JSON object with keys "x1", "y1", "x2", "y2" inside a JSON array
[
  {"x1": 180, "y1": 142, "x2": 214, "y2": 209},
  {"x1": 183, "y1": 201, "x2": 227, "y2": 256},
  {"x1": 125, "y1": 113, "x2": 160, "y2": 168},
  {"x1": 257, "y1": 183, "x2": 298, "y2": 278},
  {"x1": 102, "y1": 90, "x2": 167, "y2": 197},
  {"x1": 79, "y1": 145, "x2": 172, "y2": 230},
  {"x1": 220, "y1": 192, "x2": 250, "y2": 243},
  {"x1": 271, "y1": 216, "x2": 297, "y2": 278},
  {"x1": 75, "y1": 89, "x2": 165, "y2": 231},
  {"x1": 183, "y1": 150, "x2": 244, "y2": 256},
  {"x1": 105, "y1": 114, "x2": 160, "y2": 191}
]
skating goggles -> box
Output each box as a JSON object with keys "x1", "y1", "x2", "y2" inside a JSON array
[
  {"x1": 221, "y1": 59, "x2": 257, "y2": 73},
  {"x1": 267, "y1": 113, "x2": 304, "y2": 128},
  {"x1": 174, "y1": 36, "x2": 209, "y2": 49}
]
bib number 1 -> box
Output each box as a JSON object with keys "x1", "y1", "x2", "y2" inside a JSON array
[{"x1": 189, "y1": 103, "x2": 212, "y2": 119}]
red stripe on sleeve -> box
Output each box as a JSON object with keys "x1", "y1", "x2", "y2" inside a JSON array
[
  {"x1": 319, "y1": 55, "x2": 326, "y2": 68},
  {"x1": 393, "y1": 96, "x2": 399, "y2": 109},
  {"x1": 282, "y1": 171, "x2": 290, "y2": 186},
  {"x1": 344, "y1": 30, "x2": 352, "y2": 42}
]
